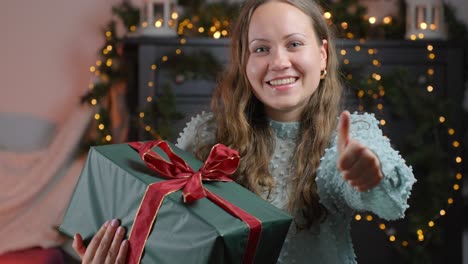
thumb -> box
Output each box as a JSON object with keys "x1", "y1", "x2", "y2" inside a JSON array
[{"x1": 337, "y1": 111, "x2": 350, "y2": 154}]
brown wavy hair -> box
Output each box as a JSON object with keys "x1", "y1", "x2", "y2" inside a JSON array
[{"x1": 196, "y1": 0, "x2": 343, "y2": 228}]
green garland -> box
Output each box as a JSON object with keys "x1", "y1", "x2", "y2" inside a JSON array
[
  {"x1": 322, "y1": 0, "x2": 370, "y2": 38},
  {"x1": 79, "y1": 1, "x2": 139, "y2": 150},
  {"x1": 177, "y1": 1, "x2": 239, "y2": 37}
]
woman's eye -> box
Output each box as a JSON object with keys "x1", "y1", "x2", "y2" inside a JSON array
[
  {"x1": 289, "y1": 41, "x2": 303, "y2": 48},
  {"x1": 254, "y1": 46, "x2": 268, "y2": 53}
]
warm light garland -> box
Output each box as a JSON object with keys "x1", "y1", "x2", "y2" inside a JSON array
[
  {"x1": 350, "y1": 41, "x2": 464, "y2": 250},
  {"x1": 138, "y1": 38, "x2": 186, "y2": 138}
]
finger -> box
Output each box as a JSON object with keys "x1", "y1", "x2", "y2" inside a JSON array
[
  {"x1": 83, "y1": 220, "x2": 109, "y2": 262},
  {"x1": 347, "y1": 160, "x2": 383, "y2": 192},
  {"x1": 338, "y1": 140, "x2": 365, "y2": 172},
  {"x1": 105, "y1": 226, "x2": 126, "y2": 264},
  {"x1": 72, "y1": 233, "x2": 87, "y2": 259},
  {"x1": 337, "y1": 111, "x2": 351, "y2": 154},
  {"x1": 347, "y1": 178, "x2": 372, "y2": 192},
  {"x1": 94, "y1": 219, "x2": 120, "y2": 263},
  {"x1": 115, "y1": 240, "x2": 129, "y2": 264},
  {"x1": 350, "y1": 148, "x2": 383, "y2": 182},
  {"x1": 342, "y1": 147, "x2": 379, "y2": 180},
  {"x1": 354, "y1": 177, "x2": 382, "y2": 192},
  {"x1": 347, "y1": 176, "x2": 373, "y2": 189},
  {"x1": 344, "y1": 171, "x2": 368, "y2": 187}
]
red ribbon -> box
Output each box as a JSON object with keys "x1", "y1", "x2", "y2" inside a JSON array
[{"x1": 127, "y1": 140, "x2": 262, "y2": 264}]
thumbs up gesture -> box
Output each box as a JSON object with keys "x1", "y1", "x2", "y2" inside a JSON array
[{"x1": 337, "y1": 111, "x2": 383, "y2": 192}]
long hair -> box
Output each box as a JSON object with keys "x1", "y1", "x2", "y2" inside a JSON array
[{"x1": 196, "y1": 0, "x2": 343, "y2": 228}]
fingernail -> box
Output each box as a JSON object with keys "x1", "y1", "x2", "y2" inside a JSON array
[
  {"x1": 111, "y1": 219, "x2": 119, "y2": 227},
  {"x1": 103, "y1": 220, "x2": 110, "y2": 227},
  {"x1": 117, "y1": 226, "x2": 124, "y2": 234},
  {"x1": 121, "y1": 240, "x2": 128, "y2": 247}
]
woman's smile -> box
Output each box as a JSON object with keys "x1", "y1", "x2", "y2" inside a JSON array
[{"x1": 266, "y1": 77, "x2": 298, "y2": 91}]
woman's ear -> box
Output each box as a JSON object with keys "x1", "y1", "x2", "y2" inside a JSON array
[{"x1": 321, "y1": 39, "x2": 328, "y2": 69}]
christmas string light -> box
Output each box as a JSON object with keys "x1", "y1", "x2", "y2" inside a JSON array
[
  {"x1": 177, "y1": 17, "x2": 230, "y2": 38},
  {"x1": 326, "y1": 11, "x2": 464, "y2": 252},
  {"x1": 84, "y1": 26, "x2": 122, "y2": 145},
  {"x1": 342, "y1": 39, "x2": 385, "y2": 122},
  {"x1": 138, "y1": 38, "x2": 187, "y2": 138},
  {"x1": 353, "y1": 42, "x2": 464, "y2": 249}
]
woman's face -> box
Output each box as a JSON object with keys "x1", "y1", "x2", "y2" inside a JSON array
[{"x1": 246, "y1": 1, "x2": 327, "y2": 122}]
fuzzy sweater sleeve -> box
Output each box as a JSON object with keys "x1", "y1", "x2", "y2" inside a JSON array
[{"x1": 316, "y1": 113, "x2": 416, "y2": 220}]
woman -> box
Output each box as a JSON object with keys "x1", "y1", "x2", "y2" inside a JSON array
[{"x1": 74, "y1": 0, "x2": 416, "y2": 263}]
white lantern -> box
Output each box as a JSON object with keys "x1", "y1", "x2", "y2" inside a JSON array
[
  {"x1": 405, "y1": 0, "x2": 447, "y2": 40},
  {"x1": 140, "y1": 0, "x2": 178, "y2": 36}
]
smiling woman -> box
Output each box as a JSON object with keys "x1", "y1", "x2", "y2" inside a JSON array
[
  {"x1": 246, "y1": 1, "x2": 328, "y2": 122},
  {"x1": 177, "y1": 0, "x2": 415, "y2": 263},
  {"x1": 72, "y1": 0, "x2": 416, "y2": 263}
]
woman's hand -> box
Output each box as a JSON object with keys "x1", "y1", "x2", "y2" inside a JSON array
[
  {"x1": 72, "y1": 219, "x2": 128, "y2": 264},
  {"x1": 336, "y1": 111, "x2": 383, "y2": 192}
]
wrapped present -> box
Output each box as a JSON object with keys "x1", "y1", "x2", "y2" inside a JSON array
[{"x1": 59, "y1": 140, "x2": 292, "y2": 263}]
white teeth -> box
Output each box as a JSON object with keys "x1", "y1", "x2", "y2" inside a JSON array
[{"x1": 269, "y1": 77, "x2": 296, "y2": 86}]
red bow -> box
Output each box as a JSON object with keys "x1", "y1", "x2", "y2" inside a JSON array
[{"x1": 127, "y1": 141, "x2": 261, "y2": 264}]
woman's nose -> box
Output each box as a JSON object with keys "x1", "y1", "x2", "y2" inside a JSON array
[{"x1": 269, "y1": 48, "x2": 291, "y2": 70}]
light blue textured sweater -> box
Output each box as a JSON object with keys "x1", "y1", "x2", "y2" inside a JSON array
[{"x1": 176, "y1": 112, "x2": 416, "y2": 264}]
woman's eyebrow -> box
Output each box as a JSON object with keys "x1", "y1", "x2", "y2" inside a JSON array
[
  {"x1": 249, "y1": 38, "x2": 269, "y2": 45},
  {"x1": 249, "y1": 33, "x2": 307, "y2": 45}
]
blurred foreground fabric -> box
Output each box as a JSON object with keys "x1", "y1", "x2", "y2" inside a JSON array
[{"x1": 0, "y1": 105, "x2": 92, "y2": 255}]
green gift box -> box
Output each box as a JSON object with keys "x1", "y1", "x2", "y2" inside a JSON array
[{"x1": 60, "y1": 141, "x2": 292, "y2": 263}]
